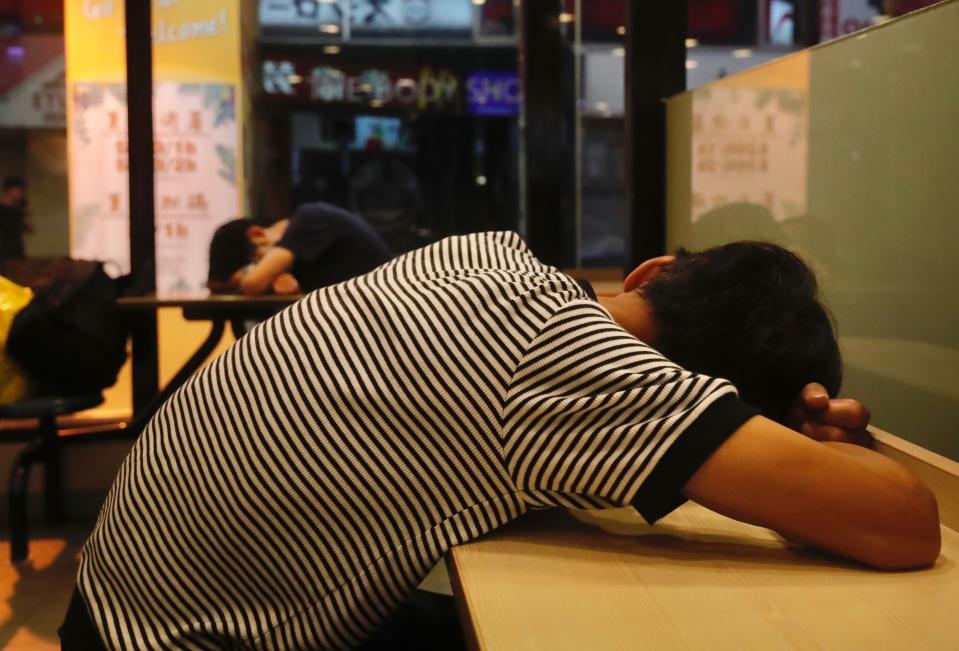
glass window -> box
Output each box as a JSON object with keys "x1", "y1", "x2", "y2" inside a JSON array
[
  {"x1": 567, "y1": 0, "x2": 834, "y2": 271},
  {"x1": 256, "y1": 0, "x2": 521, "y2": 253},
  {"x1": 0, "y1": 1, "x2": 68, "y2": 264},
  {"x1": 816, "y1": 0, "x2": 942, "y2": 42}
]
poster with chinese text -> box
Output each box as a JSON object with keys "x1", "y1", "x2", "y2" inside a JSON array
[
  {"x1": 690, "y1": 87, "x2": 808, "y2": 225},
  {"x1": 70, "y1": 81, "x2": 238, "y2": 292}
]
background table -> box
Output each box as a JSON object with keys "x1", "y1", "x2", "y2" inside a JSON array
[{"x1": 449, "y1": 501, "x2": 959, "y2": 650}]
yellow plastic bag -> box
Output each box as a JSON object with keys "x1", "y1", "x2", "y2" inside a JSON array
[{"x1": 0, "y1": 276, "x2": 33, "y2": 404}]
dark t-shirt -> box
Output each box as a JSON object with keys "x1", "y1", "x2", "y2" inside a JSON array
[
  {"x1": 0, "y1": 204, "x2": 26, "y2": 263},
  {"x1": 275, "y1": 202, "x2": 393, "y2": 291}
]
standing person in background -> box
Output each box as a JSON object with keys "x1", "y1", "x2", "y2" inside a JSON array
[
  {"x1": 0, "y1": 176, "x2": 30, "y2": 267},
  {"x1": 207, "y1": 202, "x2": 393, "y2": 295}
]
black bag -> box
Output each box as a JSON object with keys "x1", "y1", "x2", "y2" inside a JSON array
[{"x1": 6, "y1": 259, "x2": 128, "y2": 396}]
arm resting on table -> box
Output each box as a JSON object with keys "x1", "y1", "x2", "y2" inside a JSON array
[
  {"x1": 683, "y1": 415, "x2": 941, "y2": 570},
  {"x1": 240, "y1": 247, "x2": 295, "y2": 295}
]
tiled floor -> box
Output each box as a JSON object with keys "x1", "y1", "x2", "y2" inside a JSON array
[{"x1": 0, "y1": 524, "x2": 90, "y2": 650}]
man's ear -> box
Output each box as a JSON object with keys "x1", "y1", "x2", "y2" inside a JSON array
[{"x1": 623, "y1": 255, "x2": 675, "y2": 292}]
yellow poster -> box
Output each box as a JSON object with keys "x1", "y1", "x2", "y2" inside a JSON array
[{"x1": 65, "y1": 0, "x2": 247, "y2": 292}]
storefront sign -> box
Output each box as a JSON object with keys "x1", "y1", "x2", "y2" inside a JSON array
[
  {"x1": 0, "y1": 35, "x2": 66, "y2": 128},
  {"x1": 259, "y1": 0, "x2": 472, "y2": 39},
  {"x1": 0, "y1": 61, "x2": 66, "y2": 128},
  {"x1": 820, "y1": 0, "x2": 878, "y2": 41},
  {"x1": 350, "y1": 0, "x2": 472, "y2": 37},
  {"x1": 466, "y1": 71, "x2": 520, "y2": 117},
  {"x1": 262, "y1": 58, "x2": 461, "y2": 111}
]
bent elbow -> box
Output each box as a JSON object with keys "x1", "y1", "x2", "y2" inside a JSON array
[{"x1": 866, "y1": 482, "x2": 941, "y2": 571}]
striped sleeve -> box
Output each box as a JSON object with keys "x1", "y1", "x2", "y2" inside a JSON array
[{"x1": 502, "y1": 299, "x2": 758, "y2": 522}]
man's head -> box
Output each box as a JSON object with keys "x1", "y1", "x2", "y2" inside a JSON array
[
  {"x1": 207, "y1": 218, "x2": 278, "y2": 292},
  {"x1": 624, "y1": 241, "x2": 841, "y2": 423},
  {"x1": 2, "y1": 176, "x2": 26, "y2": 207}
]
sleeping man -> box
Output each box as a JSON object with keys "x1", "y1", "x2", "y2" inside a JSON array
[
  {"x1": 61, "y1": 232, "x2": 939, "y2": 650},
  {"x1": 206, "y1": 202, "x2": 392, "y2": 295}
]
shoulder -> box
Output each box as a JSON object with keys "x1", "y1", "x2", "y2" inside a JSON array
[
  {"x1": 511, "y1": 298, "x2": 686, "y2": 387},
  {"x1": 381, "y1": 231, "x2": 582, "y2": 298},
  {"x1": 288, "y1": 202, "x2": 348, "y2": 226},
  {"x1": 408, "y1": 231, "x2": 543, "y2": 270}
]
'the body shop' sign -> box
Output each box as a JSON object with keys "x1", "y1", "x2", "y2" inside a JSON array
[{"x1": 262, "y1": 58, "x2": 461, "y2": 111}]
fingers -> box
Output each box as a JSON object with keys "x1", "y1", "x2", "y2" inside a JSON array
[
  {"x1": 797, "y1": 383, "x2": 871, "y2": 429},
  {"x1": 784, "y1": 383, "x2": 825, "y2": 429},
  {"x1": 818, "y1": 398, "x2": 872, "y2": 429},
  {"x1": 800, "y1": 383, "x2": 830, "y2": 411}
]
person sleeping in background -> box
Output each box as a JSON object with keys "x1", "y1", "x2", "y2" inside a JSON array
[{"x1": 206, "y1": 202, "x2": 393, "y2": 295}]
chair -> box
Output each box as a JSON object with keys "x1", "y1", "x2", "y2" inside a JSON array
[{"x1": 1, "y1": 394, "x2": 103, "y2": 562}]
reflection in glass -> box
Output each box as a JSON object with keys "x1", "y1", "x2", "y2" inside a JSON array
[{"x1": 669, "y1": 2, "x2": 959, "y2": 459}]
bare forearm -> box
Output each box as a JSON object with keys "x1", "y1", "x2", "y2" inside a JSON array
[{"x1": 685, "y1": 417, "x2": 941, "y2": 570}]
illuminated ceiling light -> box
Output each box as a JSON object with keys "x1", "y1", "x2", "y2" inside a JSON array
[
  {"x1": 685, "y1": 37, "x2": 700, "y2": 48},
  {"x1": 616, "y1": 26, "x2": 626, "y2": 35},
  {"x1": 288, "y1": 74, "x2": 304, "y2": 84},
  {"x1": 611, "y1": 47, "x2": 625, "y2": 57},
  {"x1": 685, "y1": 60, "x2": 699, "y2": 70},
  {"x1": 322, "y1": 45, "x2": 341, "y2": 54},
  {"x1": 319, "y1": 24, "x2": 341, "y2": 34},
  {"x1": 476, "y1": 175, "x2": 488, "y2": 186},
  {"x1": 732, "y1": 48, "x2": 753, "y2": 58},
  {"x1": 559, "y1": 12, "x2": 574, "y2": 23}
]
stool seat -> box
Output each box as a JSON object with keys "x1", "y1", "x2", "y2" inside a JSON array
[{"x1": 0, "y1": 394, "x2": 103, "y2": 420}]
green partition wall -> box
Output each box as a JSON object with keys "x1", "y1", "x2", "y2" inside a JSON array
[{"x1": 666, "y1": 0, "x2": 959, "y2": 459}]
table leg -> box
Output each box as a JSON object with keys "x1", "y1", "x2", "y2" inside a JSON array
[
  {"x1": 130, "y1": 318, "x2": 226, "y2": 434},
  {"x1": 130, "y1": 311, "x2": 159, "y2": 416}
]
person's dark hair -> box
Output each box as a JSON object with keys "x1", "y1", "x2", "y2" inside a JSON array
[
  {"x1": 207, "y1": 218, "x2": 254, "y2": 289},
  {"x1": 640, "y1": 241, "x2": 842, "y2": 423},
  {"x1": 3, "y1": 176, "x2": 25, "y2": 191}
]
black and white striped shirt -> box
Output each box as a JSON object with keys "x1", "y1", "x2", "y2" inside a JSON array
[{"x1": 79, "y1": 232, "x2": 756, "y2": 649}]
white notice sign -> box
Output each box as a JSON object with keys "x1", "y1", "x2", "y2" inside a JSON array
[{"x1": 69, "y1": 82, "x2": 238, "y2": 292}]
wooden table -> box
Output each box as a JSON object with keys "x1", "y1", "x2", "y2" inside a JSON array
[
  {"x1": 449, "y1": 502, "x2": 959, "y2": 650},
  {"x1": 118, "y1": 293, "x2": 301, "y2": 431}
]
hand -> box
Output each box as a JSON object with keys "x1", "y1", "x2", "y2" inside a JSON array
[
  {"x1": 271, "y1": 272, "x2": 301, "y2": 295},
  {"x1": 784, "y1": 383, "x2": 873, "y2": 448}
]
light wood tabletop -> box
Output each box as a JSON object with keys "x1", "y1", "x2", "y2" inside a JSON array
[{"x1": 449, "y1": 503, "x2": 959, "y2": 650}]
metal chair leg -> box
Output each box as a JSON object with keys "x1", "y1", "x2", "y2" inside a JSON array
[{"x1": 8, "y1": 443, "x2": 37, "y2": 563}]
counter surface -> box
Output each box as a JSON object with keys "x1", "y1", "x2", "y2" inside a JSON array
[{"x1": 449, "y1": 502, "x2": 959, "y2": 650}]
